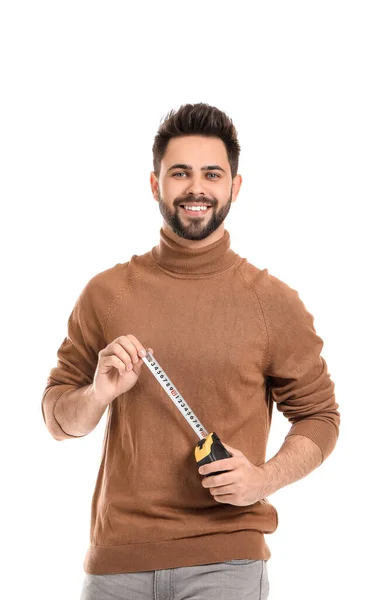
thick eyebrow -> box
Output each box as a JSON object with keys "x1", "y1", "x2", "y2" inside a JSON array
[{"x1": 167, "y1": 163, "x2": 226, "y2": 174}]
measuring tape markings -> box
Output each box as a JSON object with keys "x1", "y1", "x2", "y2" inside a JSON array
[
  {"x1": 142, "y1": 350, "x2": 233, "y2": 475},
  {"x1": 143, "y1": 351, "x2": 208, "y2": 439}
]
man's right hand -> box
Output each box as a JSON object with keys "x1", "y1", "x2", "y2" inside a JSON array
[{"x1": 91, "y1": 334, "x2": 153, "y2": 405}]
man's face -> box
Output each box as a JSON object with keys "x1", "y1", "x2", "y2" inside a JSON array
[{"x1": 151, "y1": 135, "x2": 241, "y2": 241}]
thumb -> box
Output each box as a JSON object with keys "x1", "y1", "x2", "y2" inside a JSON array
[
  {"x1": 221, "y1": 441, "x2": 241, "y2": 456},
  {"x1": 134, "y1": 347, "x2": 153, "y2": 371}
]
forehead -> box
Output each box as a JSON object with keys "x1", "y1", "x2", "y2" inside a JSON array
[{"x1": 162, "y1": 135, "x2": 229, "y2": 168}]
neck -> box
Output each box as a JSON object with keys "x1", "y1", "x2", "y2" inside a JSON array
[{"x1": 151, "y1": 225, "x2": 239, "y2": 276}]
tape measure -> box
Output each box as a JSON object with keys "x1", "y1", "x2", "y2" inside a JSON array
[{"x1": 142, "y1": 351, "x2": 232, "y2": 477}]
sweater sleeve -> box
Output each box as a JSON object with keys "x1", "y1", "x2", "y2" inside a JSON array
[
  {"x1": 258, "y1": 271, "x2": 340, "y2": 463},
  {"x1": 41, "y1": 277, "x2": 107, "y2": 441}
]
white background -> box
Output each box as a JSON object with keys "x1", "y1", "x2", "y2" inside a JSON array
[{"x1": 1, "y1": 1, "x2": 385, "y2": 598}]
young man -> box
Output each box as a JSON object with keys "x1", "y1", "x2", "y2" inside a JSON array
[{"x1": 42, "y1": 103, "x2": 340, "y2": 600}]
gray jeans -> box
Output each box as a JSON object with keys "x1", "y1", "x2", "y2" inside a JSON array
[{"x1": 80, "y1": 559, "x2": 269, "y2": 599}]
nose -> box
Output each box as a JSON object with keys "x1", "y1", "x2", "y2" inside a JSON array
[{"x1": 184, "y1": 176, "x2": 207, "y2": 197}]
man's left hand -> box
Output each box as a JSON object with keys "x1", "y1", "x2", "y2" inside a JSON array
[{"x1": 198, "y1": 442, "x2": 267, "y2": 506}]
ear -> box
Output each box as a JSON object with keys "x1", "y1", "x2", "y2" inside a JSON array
[
  {"x1": 150, "y1": 172, "x2": 159, "y2": 200},
  {"x1": 231, "y1": 174, "x2": 242, "y2": 202}
]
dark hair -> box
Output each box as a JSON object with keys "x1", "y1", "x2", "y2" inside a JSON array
[{"x1": 152, "y1": 103, "x2": 241, "y2": 179}]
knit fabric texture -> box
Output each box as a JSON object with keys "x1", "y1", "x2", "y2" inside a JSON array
[{"x1": 41, "y1": 227, "x2": 340, "y2": 574}]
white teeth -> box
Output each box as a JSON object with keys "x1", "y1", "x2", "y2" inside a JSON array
[{"x1": 182, "y1": 205, "x2": 209, "y2": 211}]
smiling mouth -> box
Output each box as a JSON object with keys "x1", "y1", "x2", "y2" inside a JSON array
[{"x1": 179, "y1": 205, "x2": 212, "y2": 216}]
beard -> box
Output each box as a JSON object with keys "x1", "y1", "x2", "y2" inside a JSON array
[{"x1": 157, "y1": 188, "x2": 233, "y2": 241}]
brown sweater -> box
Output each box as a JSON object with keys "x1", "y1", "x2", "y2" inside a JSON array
[{"x1": 41, "y1": 227, "x2": 340, "y2": 574}]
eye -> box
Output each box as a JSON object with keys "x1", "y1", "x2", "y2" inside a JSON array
[{"x1": 172, "y1": 172, "x2": 220, "y2": 179}]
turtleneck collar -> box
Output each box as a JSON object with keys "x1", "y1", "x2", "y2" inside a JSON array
[{"x1": 151, "y1": 227, "x2": 239, "y2": 276}]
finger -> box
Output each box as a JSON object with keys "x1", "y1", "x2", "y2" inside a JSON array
[
  {"x1": 127, "y1": 349, "x2": 154, "y2": 379},
  {"x1": 221, "y1": 442, "x2": 238, "y2": 456},
  {"x1": 213, "y1": 494, "x2": 232, "y2": 504},
  {"x1": 117, "y1": 336, "x2": 143, "y2": 364},
  {"x1": 210, "y1": 483, "x2": 233, "y2": 494},
  {"x1": 109, "y1": 336, "x2": 146, "y2": 367},
  {"x1": 100, "y1": 354, "x2": 128, "y2": 376},
  {"x1": 198, "y1": 458, "x2": 234, "y2": 477},
  {"x1": 103, "y1": 340, "x2": 136, "y2": 370},
  {"x1": 202, "y1": 474, "x2": 235, "y2": 495},
  {"x1": 124, "y1": 335, "x2": 148, "y2": 361},
  {"x1": 134, "y1": 347, "x2": 154, "y2": 366}
]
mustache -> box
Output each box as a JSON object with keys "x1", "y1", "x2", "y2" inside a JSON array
[{"x1": 176, "y1": 197, "x2": 215, "y2": 206}]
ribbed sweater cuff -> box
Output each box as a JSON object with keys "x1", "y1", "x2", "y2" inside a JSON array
[{"x1": 285, "y1": 418, "x2": 339, "y2": 463}]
